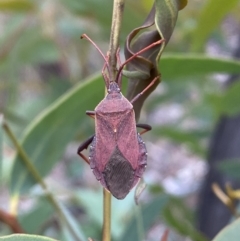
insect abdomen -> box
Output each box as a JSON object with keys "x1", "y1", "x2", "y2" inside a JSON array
[{"x1": 103, "y1": 146, "x2": 135, "y2": 199}]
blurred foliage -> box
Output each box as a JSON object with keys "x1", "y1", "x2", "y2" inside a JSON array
[
  {"x1": 217, "y1": 159, "x2": 240, "y2": 180},
  {"x1": 0, "y1": 0, "x2": 240, "y2": 241},
  {"x1": 191, "y1": 0, "x2": 239, "y2": 51}
]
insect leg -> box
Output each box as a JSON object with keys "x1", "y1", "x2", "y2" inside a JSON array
[
  {"x1": 77, "y1": 135, "x2": 95, "y2": 164},
  {"x1": 130, "y1": 75, "x2": 160, "y2": 104},
  {"x1": 116, "y1": 47, "x2": 122, "y2": 65},
  {"x1": 136, "y1": 123, "x2": 152, "y2": 135},
  {"x1": 86, "y1": 110, "x2": 95, "y2": 119},
  {"x1": 116, "y1": 39, "x2": 165, "y2": 82},
  {"x1": 116, "y1": 48, "x2": 123, "y2": 87},
  {"x1": 102, "y1": 58, "x2": 110, "y2": 87}
]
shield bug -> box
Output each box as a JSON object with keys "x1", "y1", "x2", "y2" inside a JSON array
[{"x1": 78, "y1": 34, "x2": 164, "y2": 199}]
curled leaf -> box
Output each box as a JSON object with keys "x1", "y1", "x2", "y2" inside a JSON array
[{"x1": 124, "y1": 0, "x2": 185, "y2": 120}]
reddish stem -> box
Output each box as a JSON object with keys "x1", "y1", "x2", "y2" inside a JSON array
[{"x1": 0, "y1": 209, "x2": 24, "y2": 233}]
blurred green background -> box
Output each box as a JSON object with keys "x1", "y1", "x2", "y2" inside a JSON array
[{"x1": 1, "y1": 0, "x2": 240, "y2": 241}]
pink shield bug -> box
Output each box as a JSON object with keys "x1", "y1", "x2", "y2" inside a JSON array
[{"x1": 78, "y1": 34, "x2": 164, "y2": 199}]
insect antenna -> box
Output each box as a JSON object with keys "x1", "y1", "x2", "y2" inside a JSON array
[
  {"x1": 115, "y1": 39, "x2": 165, "y2": 85},
  {"x1": 81, "y1": 34, "x2": 111, "y2": 86}
]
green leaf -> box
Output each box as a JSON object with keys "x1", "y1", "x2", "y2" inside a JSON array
[
  {"x1": 191, "y1": 0, "x2": 239, "y2": 51},
  {"x1": 213, "y1": 218, "x2": 240, "y2": 241},
  {"x1": 120, "y1": 194, "x2": 169, "y2": 241},
  {"x1": 0, "y1": 0, "x2": 35, "y2": 12},
  {"x1": 160, "y1": 54, "x2": 240, "y2": 80},
  {"x1": 0, "y1": 234, "x2": 59, "y2": 241},
  {"x1": 217, "y1": 159, "x2": 240, "y2": 180},
  {"x1": 19, "y1": 197, "x2": 54, "y2": 234},
  {"x1": 10, "y1": 73, "x2": 103, "y2": 195}
]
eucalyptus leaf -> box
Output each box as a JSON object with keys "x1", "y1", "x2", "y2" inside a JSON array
[
  {"x1": 213, "y1": 218, "x2": 240, "y2": 241},
  {"x1": 0, "y1": 234, "x2": 59, "y2": 241},
  {"x1": 191, "y1": 0, "x2": 239, "y2": 51},
  {"x1": 160, "y1": 54, "x2": 240, "y2": 80},
  {"x1": 10, "y1": 73, "x2": 103, "y2": 196}
]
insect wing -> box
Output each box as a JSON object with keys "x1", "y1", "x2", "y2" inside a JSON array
[
  {"x1": 116, "y1": 111, "x2": 139, "y2": 169},
  {"x1": 94, "y1": 114, "x2": 116, "y2": 171}
]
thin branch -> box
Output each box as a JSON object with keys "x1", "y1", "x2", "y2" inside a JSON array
[
  {"x1": 160, "y1": 229, "x2": 169, "y2": 241},
  {"x1": 0, "y1": 209, "x2": 24, "y2": 233},
  {"x1": 102, "y1": 189, "x2": 111, "y2": 241},
  {"x1": 108, "y1": 0, "x2": 125, "y2": 81}
]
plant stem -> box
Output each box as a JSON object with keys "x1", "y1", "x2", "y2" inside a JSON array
[
  {"x1": 2, "y1": 120, "x2": 83, "y2": 241},
  {"x1": 102, "y1": 189, "x2": 112, "y2": 241},
  {"x1": 108, "y1": 0, "x2": 125, "y2": 81},
  {"x1": 102, "y1": 1, "x2": 125, "y2": 240}
]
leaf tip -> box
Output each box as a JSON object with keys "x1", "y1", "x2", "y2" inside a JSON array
[{"x1": 178, "y1": 0, "x2": 188, "y2": 10}]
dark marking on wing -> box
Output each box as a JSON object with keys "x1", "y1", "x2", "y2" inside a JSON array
[{"x1": 103, "y1": 146, "x2": 135, "y2": 199}]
